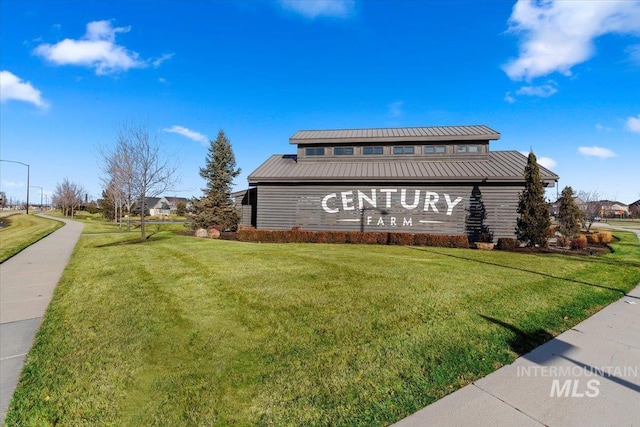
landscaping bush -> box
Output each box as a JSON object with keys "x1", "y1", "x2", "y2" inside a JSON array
[
  {"x1": 496, "y1": 238, "x2": 519, "y2": 251},
  {"x1": 414, "y1": 234, "x2": 469, "y2": 248},
  {"x1": 586, "y1": 231, "x2": 612, "y2": 244},
  {"x1": 388, "y1": 232, "x2": 415, "y2": 246},
  {"x1": 345, "y1": 232, "x2": 379, "y2": 244},
  {"x1": 237, "y1": 229, "x2": 469, "y2": 248},
  {"x1": 555, "y1": 235, "x2": 570, "y2": 248},
  {"x1": 598, "y1": 231, "x2": 613, "y2": 244},
  {"x1": 376, "y1": 232, "x2": 389, "y2": 244},
  {"x1": 571, "y1": 235, "x2": 588, "y2": 250}
]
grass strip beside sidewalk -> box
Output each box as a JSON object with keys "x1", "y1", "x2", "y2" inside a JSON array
[{"x1": 0, "y1": 213, "x2": 63, "y2": 263}]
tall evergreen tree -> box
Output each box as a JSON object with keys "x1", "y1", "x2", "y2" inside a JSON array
[
  {"x1": 516, "y1": 152, "x2": 551, "y2": 247},
  {"x1": 557, "y1": 186, "x2": 582, "y2": 237},
  {"x1": 188, "y1": 130, "x2": 241, "y2": 230}
]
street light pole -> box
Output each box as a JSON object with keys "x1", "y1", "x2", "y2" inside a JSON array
[
  {"x1": 0, "y1": 159, "x2": 30, "y2": 214},
  {"x1": 30, "y1": 186, "x2": 44, "y2": 211}
]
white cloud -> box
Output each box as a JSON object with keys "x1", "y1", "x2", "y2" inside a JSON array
[
  {"x1": 515, "y1": 81, "x2": 558, "y2": 97},
  {"x1": 578, "y1": 146, "x2": 617, "y2": 158},
  {"x1": 625, "y1": 114, "x2": 640, "y2": 133},
  {"x1": 0, "y1": 70, "x2": 49, "y2": 108},
  {"x1": 519, "y1": 151, "x2": 556, "y2": 169},
  {"x1": 504, "y1": 0, "x2": 640, "y2": 80},
  {"x1": 388, "y1": 101, "x2": 403, "y2": 117},
  {"x1": 537, "y1": 156, "x2": 557, "y2": 170},
  {"x1": 278, "y1": 0, "x2": 355, "y2": 19},
  {"x1": 163, "y1": 125, "x2": 208, "y2": 145},
  {"x1": 595, "y1": 123, "x2": 612, "y2": 132},
  {"x1": 33, "y1": 20, "x2": 147, "y2": 75}
]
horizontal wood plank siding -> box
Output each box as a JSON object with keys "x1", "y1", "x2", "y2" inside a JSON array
[{"x1": 255, "y1": 184, "x2": 523, "y2": 240}]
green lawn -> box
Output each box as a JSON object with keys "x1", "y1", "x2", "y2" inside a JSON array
[
  {"x1": 0, "y1": 213, "x2": 63, "y2": 262},
  {"x1": 6, "y1": 229, "x2": 640, "y2": 426},
  {"x1": 600, "y1": 218, "x2": 640, "y2": 230}
]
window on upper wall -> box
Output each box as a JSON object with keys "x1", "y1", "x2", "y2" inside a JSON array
[
  {"x1": 333, "y1": 147, "x2": 354, "y2": 155},
  {"x1": 393, "y1": 146, "x2": 415, "y2": 155},
  {"x1": 424, "y1": 145, "x2": 446, "y2": 154},
  {"x1": 363, "y1": 146, "x2": 384, "y2": 155},
  {"x1": 305, "y1": 147, "x2": 325, "y2": 156},
  {"x1": 456, "y1": 145, "x2": 480, "y2": 153}
]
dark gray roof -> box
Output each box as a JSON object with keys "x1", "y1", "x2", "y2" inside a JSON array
[
  {"x1": 290, "y1": 125, "x2": 500, "y2": 144},
  {"x1": 248, "y1": 151, "x2": 558, "y2": 184}
]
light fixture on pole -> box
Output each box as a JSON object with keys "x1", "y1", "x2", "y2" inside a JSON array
[
  {"x1": 0, "y1": 159, "x2": 30, "y2": 214},
  {"x1": 30, "y1": 186, "x2": 44, "y2": 211}
]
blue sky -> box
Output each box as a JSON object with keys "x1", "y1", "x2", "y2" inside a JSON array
[{"x1": 1, "y1": 0, "x2": 639, "y2": 206}]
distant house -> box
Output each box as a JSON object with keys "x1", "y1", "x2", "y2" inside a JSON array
[
  {"x1": 629, "y1": 199, "x2": 640, "y2": 218},
  {"x1": 138, "y1": 196, "x2": 190, "y2": 216},
  {"x1": 599, "y1": 200, "x2": 629, "y2": 218}
]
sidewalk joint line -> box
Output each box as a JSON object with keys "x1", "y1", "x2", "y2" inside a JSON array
[
  {"x1": 0, "y1": 352, "x2": 28, "y2": 361},
  {"x1": 472, "y1": 383, "x2": 548, "y2": 426}
]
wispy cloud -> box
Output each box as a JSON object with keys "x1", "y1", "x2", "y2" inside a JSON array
[
  {"x1": 578, "y1": 146, "x2": 617, "y2": 159},
  {"x1": 1, "y1": 180, "x2": 25, "y2": 188},
  {"x1": 504, "y1": 0, "x2": 640, "y2": 81},
  {"x1": 0, "y1": 70, "x2": 49, "y2": 108},
  {"x1": 595, "y1": 123, "x2": 613, "y2": 132},
  {"x1": 625, "y1": 114, "x2": 640, "y2": 133},
  {"x1": 163, "y1": 125, "x2": 208, "y2": 145},
  {"x1": 504, "y1": 92, "x2": 516, "y2": 103},
  {"x1": 277, "y1": 0, "x2": 356, "y2": 19},
  {"x1": 515, "y1": 81, "x2": 558, "y2": 98},
  {"x1": 33, "y1": 20, "x2": 148, "y2": 75},
  {"x1": 152, "y1": 53, "x2": 174, "y2": 68},
  {"x1": 626, "y1": 44, "x2": 640, "y2": 64},
  {"x1": 388, "y1": 101, "x2": 403, "y2": 118}
]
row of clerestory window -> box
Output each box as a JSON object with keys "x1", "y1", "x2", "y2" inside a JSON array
[{"x1": 305, "y1": 145, "x2": 480, "y2": 156}]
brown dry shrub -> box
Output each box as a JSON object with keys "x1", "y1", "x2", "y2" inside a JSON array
[
  {"x1": 571, "y1": 235, "x2": 588, "y2": 250},
  {"x1": 388, "y1": 233, "x2": 414, "y2": 246}
]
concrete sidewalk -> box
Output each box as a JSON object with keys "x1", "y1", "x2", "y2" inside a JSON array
[
  {"x1": 0, "y1": 215, "x2": 84, "y2": 424},
  {"x1": 395, "y1": 229, "x2": 640, "y2": 427}
]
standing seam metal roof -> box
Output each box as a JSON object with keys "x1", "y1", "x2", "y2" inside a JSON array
[
  {"x1": 248, "y1": 151, "x2": 559, "y2": 183},
  {"x1": 290, "y1": 125, "x2": 500, "y2": 144}
]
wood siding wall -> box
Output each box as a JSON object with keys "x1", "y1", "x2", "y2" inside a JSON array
[{"x1": 249, "y1": 184, "x2": 523, "y2": 241}]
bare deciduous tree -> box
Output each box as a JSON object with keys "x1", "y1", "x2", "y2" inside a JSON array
[
  {"x1": 100, "y1": 118, "x2": 179, "y2": 240},
  {"x1": 52, "y1": 178, "x2": 85, "y2": 217},
  {"x1": 100, "y1": 136, "x2": 135, "y2": 230},
  {"x1": 576, "y1": 190, "x2": 601, "y2": 232}
]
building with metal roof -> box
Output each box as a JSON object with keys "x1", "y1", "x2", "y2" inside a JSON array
[{"x1": 238, "y1": 125, "x2": 558, "y2": 240}]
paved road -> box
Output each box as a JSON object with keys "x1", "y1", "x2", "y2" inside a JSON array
[{"x1": 0, "y1": 215, "x2": 84, "y2": 424}]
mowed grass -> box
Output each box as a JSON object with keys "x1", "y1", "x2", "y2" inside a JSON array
[
  {"x1": 0, "y1": 213, "x2": 63, "y2": 262},
  {"x1": 600, "y1": 218, "x2": 640, "y2": 230},
  {"x1": 6, "y1": 230, "x2": 640, "y2": 426}
]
